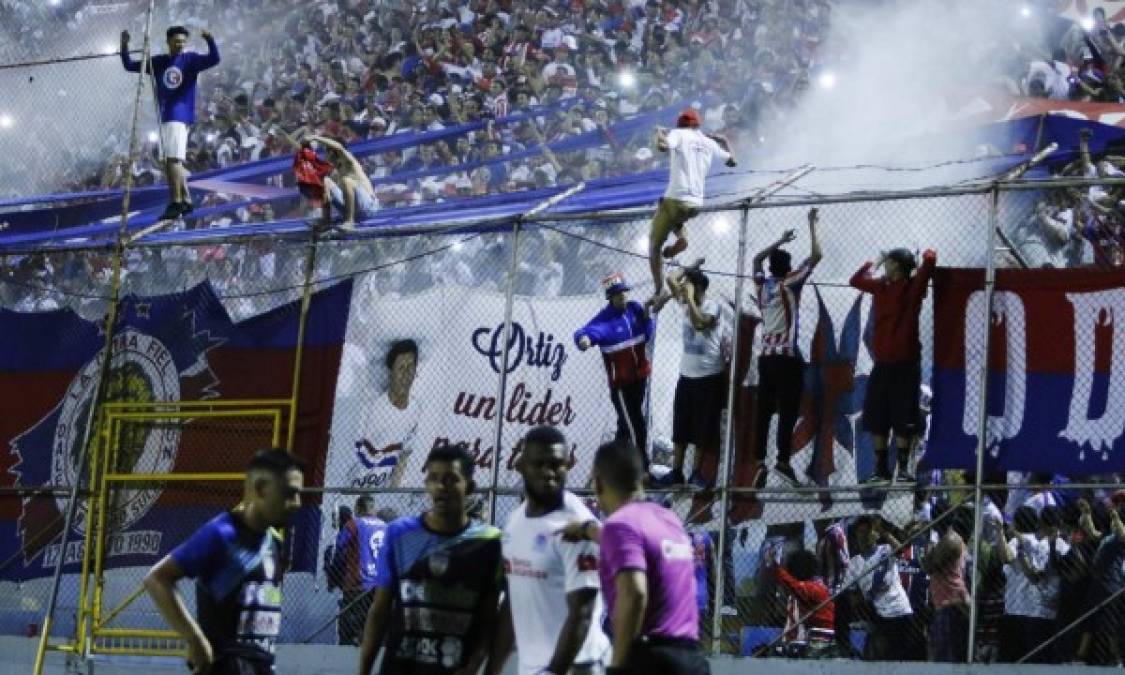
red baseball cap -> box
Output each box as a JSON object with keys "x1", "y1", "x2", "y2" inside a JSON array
[{"x1": 677, "y1": 108, "x2": 701, "y2": 128}]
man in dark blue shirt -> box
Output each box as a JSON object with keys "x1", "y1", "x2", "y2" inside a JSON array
[
  {"x1": 331, "y1": 495, "x2": 387, "y2": 645},
  {"x1": 121, "y1": 25, "x2": 220, "y2": 221},
  {"x1": 357, "y1": 444, "x2": 504, "y2": 675},
  {"x1": 142, "y1": 449, "x2": 304, "y2": 675}
]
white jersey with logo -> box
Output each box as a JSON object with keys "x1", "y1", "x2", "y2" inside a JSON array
[
  {"x1": 680, "y1": 296, "x2": 725, "y2": 378},
  {"x1": 846, "y1": 544, "x2": 913, "y2": 618},
  {"x1": 340, "y1": 392, "x2": 418, "y2": 490},
  {"x1": 1004, "y1": 533, "x2": 1070, "y2": 620},
  {"x1": 663, "y1": 128, "x2": 730, "y2": 206},
  {"x1": 502, "y1": 491, "x2": 610, "y2": 675}
]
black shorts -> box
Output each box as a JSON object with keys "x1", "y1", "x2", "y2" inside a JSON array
[
  {"x1": 210, "y1": 653, "x2": 273, "y2": 675},
  {"x1": 339, "y1": 589, "x2": 374, "y2": 645},
  {"x1": 672, "y1": 372, "x2": 727, "y2": 446},
  {"x1": 862, "y1": 361, "x2": 922, "y2": 437},
  {"x1": 624, "y1": 638, "x2": 710, "y2": 674}
]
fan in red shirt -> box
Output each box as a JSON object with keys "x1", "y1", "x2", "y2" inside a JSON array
[
  {"x1": 768, "y1": 549, "x2": 835, "y2": 657},
  {"x1": 273, "y1": 125, "x2": 335, "y2": 223},
  {"x1": 850, "y1": 247, "x2": 937, "y2": 485},
  {"x1": 293, "y1": 143, "x2": 335, "y2": 203}
]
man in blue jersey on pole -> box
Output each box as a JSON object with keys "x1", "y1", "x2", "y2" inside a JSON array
[
  {"x1": 330, "y1": 495, "x2": 387, "y2": 646},
  {"x1": 142, "y1": 449, "x2": 304, "y2": 675},
  {"x1": 120, "y1": 25, "x2": 220, "y2": 221},
  {"x1": 357, "y1": 443, "x2": 504, "y2": 675}
]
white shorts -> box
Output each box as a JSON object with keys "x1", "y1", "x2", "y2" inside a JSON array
[{"x1": 160, "y1": 121, "x2": 188, "y2": 161}]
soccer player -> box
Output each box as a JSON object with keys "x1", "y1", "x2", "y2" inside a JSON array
[
  {"x1": 488, "y1": 426, "x2": 610, "y2": 675},
  {"x1": 648, "y1": 108, "x2": 737, "y2": 300},
  {"x1": 306, "y1": 135, "x2": 381, "y2": 231},
  {"x1": 120, "y1": 26, "x2": 220, "y2": 221},
  {"x1": 357, "y1": 444, "x2": 503, "y2": 675},
  {"x1": 560, "y1": 441, "x2": 709, "y2": 675},
  {"x1": 142, "y1": 449, "x2": 304, "y2": 675},
  {"x1": 330, "y1": 495, "x2": 387, "y2": 646},
  {"x1": 750, "y1": 208, "x2": 822, "y2": 487},
  {"x1": 575, "y1": 274, "x2": 655, "y2": 471},
  {"x1": 850, "y1": 247, "x2": 937, "y2": 484}
]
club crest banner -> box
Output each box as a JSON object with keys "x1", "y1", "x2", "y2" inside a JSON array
[{"x1": 0, "y1": 280, "x2": 351, "y2": 581}]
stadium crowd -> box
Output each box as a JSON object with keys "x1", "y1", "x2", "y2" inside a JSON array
[
  {"x1": 1016, "y1": 4, "x2": 1125, "y2": 268},
  {"x1": 732, "y1": 478, "x2": 1125, "y2": 665},
  {"x1": 5, "y1": 1, "x2": 1125, "y2": 669},
  {"x1": 60, "y1": 0, "x2": 831, "y2": 221}
]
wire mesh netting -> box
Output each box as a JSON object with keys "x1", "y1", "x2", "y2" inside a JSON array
[
  {"x1": 3, "y1": 181, "x2": 1125, "y2": 669},
  {"x1": 4, "y1": 5, "x2": 1125, "y2": 664}
]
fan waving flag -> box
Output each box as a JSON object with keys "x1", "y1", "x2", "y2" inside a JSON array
[{"x1": 0, "y1": 280, "x2": 351, "y2": 581}]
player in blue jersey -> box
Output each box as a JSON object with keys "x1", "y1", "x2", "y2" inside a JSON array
[
  {"x1": 357, "y1": 443, "x2": 504, "y2": 675},
  {"x1": 120, "y1": 25, "x2": 220, "y2": 221},
  {"x1": 142, "y1": 449, "x2": 304, "y2": 675},
  {"x1": 330, "y1": 495, "x2": 387, "y2": 645}
]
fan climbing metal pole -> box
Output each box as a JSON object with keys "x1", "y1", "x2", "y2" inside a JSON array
[
  {"x1": 710, "y1": 164, "x2": 813, "y2": 654},
  {"x1": 487, "y1": 183, "x2": 585, "y2": 523}
]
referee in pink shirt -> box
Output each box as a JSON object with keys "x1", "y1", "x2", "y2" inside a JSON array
[{"x1": 560, "y1": 440, "x2": 709, "y2": 674}]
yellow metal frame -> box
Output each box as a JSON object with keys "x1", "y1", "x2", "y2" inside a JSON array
[{"x1": 77, "y1": 401, "x2": 288, "y2": 657}]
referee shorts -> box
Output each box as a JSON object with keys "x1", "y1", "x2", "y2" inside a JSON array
[
  {"x1": 210, "y1": 652, "x2": 273, "y2": 675},
  {"x1": 621, "y1": 637, "x2": 710, "y2": 675}
]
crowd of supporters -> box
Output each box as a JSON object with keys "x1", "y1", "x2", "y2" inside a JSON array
[
  {"x1": 0, "y1": 0, "x2": 832, "y2": 217},
  {"x1": 1015, "y1": 4, "x2": 1125, "y2": 268},
  {"x1": 4, "y1": 1, "x2": 1125, "y2": 667}
]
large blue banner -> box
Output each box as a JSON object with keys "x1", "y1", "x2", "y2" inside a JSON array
[{"x1": 928, "y1": 267, "x2": 1125, "y2": 474}]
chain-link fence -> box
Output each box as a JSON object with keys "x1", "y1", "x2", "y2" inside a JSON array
[
  {"x1": 4, "y1": 5, "x2": 1125, "y2": 667},
  {"x1": 6, "y1": 174, "x2": 1125, "y2": 669}
]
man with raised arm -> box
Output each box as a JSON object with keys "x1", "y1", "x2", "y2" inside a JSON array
[
  {"x1": 307, "y1": 135, "x2": 381, "y2": 231},
  {"x1": 750, "y1": 208, "x2": 822, "y2": 488},
  {"x1": 121, "y1": 26, "x2": 220, "y2": 221},
  {"x1": 647, "y1": 108, "x2": 737, "y2": 301}
]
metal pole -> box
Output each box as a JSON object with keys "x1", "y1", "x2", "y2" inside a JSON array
[
  {"x1": 488, "y1": 219, "x2": 523, "y2": 524},
  {"x1": 710, "y1": 206, "x2": 750, "y2": 655},
  {"x1": 33, "y1": 2, "x2": 157, "y2": 672},
  {"x1": 962, "y1": 143, "x2": 1058, "y2": 662},
  {"x1": 286, "y1": 235, "x2": 320, "y2": 451},
  {"x1": 703, "y1": 167, "x2": 813, "y2": 654},
  {"x1": 966, "y1": 184, "x2": 1000, "y2": 663},
  {"x1": 486, "y1": 184, "x2": 584, "y2": 523}
]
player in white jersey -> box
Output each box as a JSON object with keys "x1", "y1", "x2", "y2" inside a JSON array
[
  {"x1": 489, "y1": 426, "x2": 610, "y2": 675},
  {"x1": 648, "y1": 108, "x2": 737, "y2": 302}
]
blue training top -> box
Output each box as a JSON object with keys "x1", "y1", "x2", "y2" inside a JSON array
[
  {"x1": 331, "y1": 514, "x2": 387, "y2": 592},
  {"x1": 120, "y1": 36, "x2": 220, "y2": 124},
  {"x1": 374, "y1": 515, "x2": 503, "y2": 674},
  {"x1": 170, "y1": 511, "x2": 284, "y2": 663}
]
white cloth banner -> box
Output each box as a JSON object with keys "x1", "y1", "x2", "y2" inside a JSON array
[{"x1": 322, "y1": 285, "x2": 619, "y2": 526}]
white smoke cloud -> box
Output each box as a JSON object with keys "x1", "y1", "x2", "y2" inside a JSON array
[{"x1": 754, "y1": 0, "x2": 1041, "y2": 193}]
